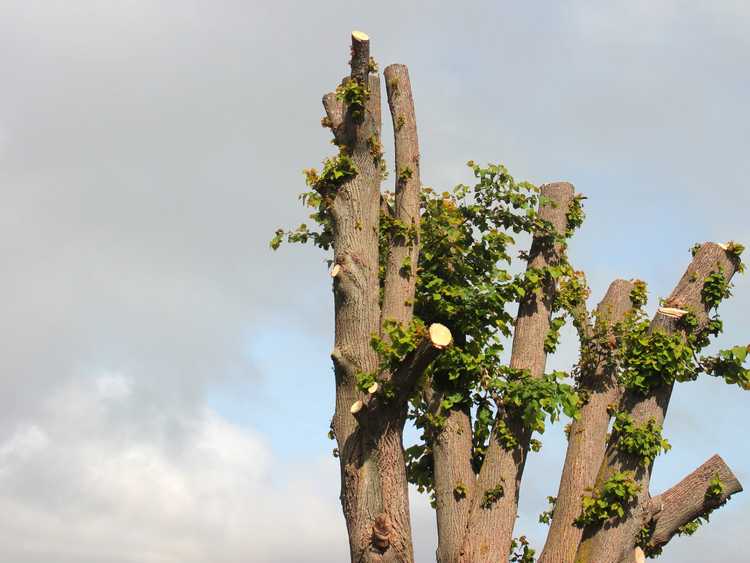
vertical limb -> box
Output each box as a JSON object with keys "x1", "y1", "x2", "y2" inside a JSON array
[
  {"x1": 381, "y1": 64, "x2": 421, "y2": 328},
  {"x1": 539, "y1": 279, "x2": 635, "y2": 563},
  {"x1": 458, "y1": 182, "x2": 575, "y2": 563}
]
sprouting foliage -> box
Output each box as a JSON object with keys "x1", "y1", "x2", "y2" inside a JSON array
[
  {"x1": 509, "y1": 535, "x2": 536, "y2": 563},
  {"x1": 574, "y1": 472, "x2": 640, "y2": 527},
  {"x1": 453, "y1": 482, "x2": 468, "y2": 500},
  {"x1": 611, "y1": 411, "x2": 671, "y2": 466},
  {"x1": 271, "y1": 152, "x2": 357, "y2": 250},
  {"x1": 701, "y1": 270, "x2": 731, "y2": 310},
  {"x1": 700, "y1": 345, "x2": 750, "y2": 389},
  {"x1": 619, "y1": 321, "x2": 697, "y2": 395},
  {"x1": 705, "y1": 474, "x2": 724, "y2": 501},
  {"x1": 629, "y1": 280, "x2": 648, "y2": 309},
  {"x1": 488, "y1": 369, "x2": 580, "y2": 435},
  {"x1": 335, "y1": 78, "x2": 369, "y2": 120},
  {"x1": 539, "y1": 496, "x2": 557, "y2": 525},
  {"x1": 481, "y1": 483, "x2": 505, "y2": 509}
]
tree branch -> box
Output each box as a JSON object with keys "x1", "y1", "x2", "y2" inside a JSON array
[
  {"x1": 645, "y1": 454, "x2": 743, "y2": 554},
  {"x1": 458, "y1": 182, "x2": 576, "y2": 563},
  {"x1": 575, "y1": 242, "x2": 742, "y2": 563},
  {"x1": 540, "y1": 279, "x2": 635, "y2": 563},
  {"x1": 381, "y1": 63, "x2": 422, "y2": 330},
  {"x1": 391, "y1": 323, "x2": 453, "y2": 400}
]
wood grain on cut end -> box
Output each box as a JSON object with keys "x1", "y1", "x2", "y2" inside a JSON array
[{"x1": 429, "y1": 323, "x2": 453, "y2": 349}]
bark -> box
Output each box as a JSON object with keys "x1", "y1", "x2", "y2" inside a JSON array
[
  {"x1": 457, "y1": 182, "x2": 575, "y2": 563},
  {"x1": 575, "y1": 242, "x2": 742, "y2": 563},
  {"x1": 326, "y1": 32, "x2": 414, "y2": 563},
  {"x1": 539, "y1": 279, "x2": 635, "y2": 563},
  {"x1": 644, "y1": 454, "x2": 742, "y2": 556},
  {"x1": 381, "y1": 64, "x2": 421, "y2": 328},
  {"x1": 433, "y1": 406, "x2": 475, "y2": 563}
]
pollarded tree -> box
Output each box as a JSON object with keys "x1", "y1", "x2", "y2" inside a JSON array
[{"x1": 272, "y1": 32, "x2": 749, "y2": 563}]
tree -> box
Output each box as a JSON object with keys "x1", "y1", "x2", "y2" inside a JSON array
[{"x1": 272, "y1": 32, "x2": 748, "y2": 563}]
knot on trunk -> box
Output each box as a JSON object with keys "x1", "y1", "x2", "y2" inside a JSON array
[{"x1": 371, "y1": 513, "x2": 393, "y2": 552}]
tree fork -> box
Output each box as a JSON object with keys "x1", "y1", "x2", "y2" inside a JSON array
[{"x1": 575, "y1": 242, "x2": 744, "y2": 563}]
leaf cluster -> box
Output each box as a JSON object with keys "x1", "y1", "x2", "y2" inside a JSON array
[
  {"x1": 611, "y1": 411, "x2": 671, "y2": 467},
  {"x1": 509, "y1": 535, "x2": 536, "y2": 563},
  {"x1": 335, "y1": 78, "x2": 369, "y2": 120},
  {"x1": 574, "y1": 471, "x2": 641, "y2": 527}
]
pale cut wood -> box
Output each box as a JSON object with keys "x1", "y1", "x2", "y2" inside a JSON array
[{"x1": 429, "y1": 323, "x2": 453, "y2": 349}]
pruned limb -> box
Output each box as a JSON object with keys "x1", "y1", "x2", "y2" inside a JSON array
[
  {"x1": 644, "y1": 454, "x2": 743, "y2": 554},
  {"x1": 323, "y1": 91, "x2": 344, "y2": 134},
  {"x1": 458, "y1": 182, "x2": 575, "y2": 563},
  {"x1": 389, "y1": 323, "x2": 452, "y2": 400},
  {"x1": 323, "y1": 32, "x2": 417, "y2": 563},
  {"x1": 575, "y1": 243, "x2": 741, "y2": 563},
  {"x1": 539, "y1": 279, "x2": 635, "y2": 563},
  {"x1": 350, "y1": 30, "x2": 370, "y2": 83},
  {"x1": 381, "y1": 63, "x2": 422, "y2": 330}
]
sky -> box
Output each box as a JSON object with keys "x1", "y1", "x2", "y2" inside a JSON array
[{"x1": 0, "y1": 1, "x2": 749, "y2": 562}]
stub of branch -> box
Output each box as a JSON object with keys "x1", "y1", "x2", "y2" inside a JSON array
[
  {"x1": 647, "y1": 454, "x2": 743, "y2": 551},
  {"x1": 367, "y1": 382, "x2": 379, "y2": 394},
  {"x1": 429, "y1": 323, "x2": 453, "y2": 349},
  {"x1": 389, "y1": 323, "x2": 453, "y2": 400},
  {"x1": 322, "y1": 92, "x2": 344, "y2": 132},
  {"x1": 350, "y1": 30, "x2": 370, "y2": 83},
  {"x1": 633, "y1": 547, "x2": 645, "y2": 563},
  {"x1": 330, "y1": 263, "x2": 341, "y2": 278},
  {"x1": 656, "y1": 307, "x2": 688, "y2": 319}
]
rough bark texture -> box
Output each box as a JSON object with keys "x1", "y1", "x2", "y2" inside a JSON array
[
  {"x1": 575, "y1": 242, "x2": 741, "y2": 563},
  {"x1": 539, "y1": 279, "x2": 635, "y2": 563},
  {"x1": 311, "y1": 35, "x2": 745, "y2": 563},
  {"x1": 646, "y1": 454, "x2": 742, "y2": 554},
  {"x1": 381, "y1": 64, "x2": 421, "y2": 328},
  {"x1": 457, "y1": 182, "x2": 575, "y2": 563},
  {"x1": 326, "y1": 33, "x2": 414, "y2": 563},
  {"x1": 433, "y1": 407, "x2": 475, "y2": 563}
]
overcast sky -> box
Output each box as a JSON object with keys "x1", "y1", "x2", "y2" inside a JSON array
[{"x1": 0, "y1": 2, "x2": 748, "y2": 562}]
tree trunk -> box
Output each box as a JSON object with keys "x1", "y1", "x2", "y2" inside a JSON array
[
  {"x1": 457, "y1": 182, "x2": 575, "y2": 563},
  {"x1": 539, "y1": 279, "x2": 635, "y2": 563}
]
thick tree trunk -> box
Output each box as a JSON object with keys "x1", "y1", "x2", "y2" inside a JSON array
[
  {"x1": 575, "y1": 243, "x2": 741, "y2": 563},
  {"x1": 457, "y1": 182, "x2": 575, "y2": 563},
  {"x1": 539, "y1": 279, "x2": 635, "y2": 563}
]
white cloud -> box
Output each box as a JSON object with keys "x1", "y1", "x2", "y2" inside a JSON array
[{"x1": 0, "y1": 375, "x2": 347, "y2": 563}]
